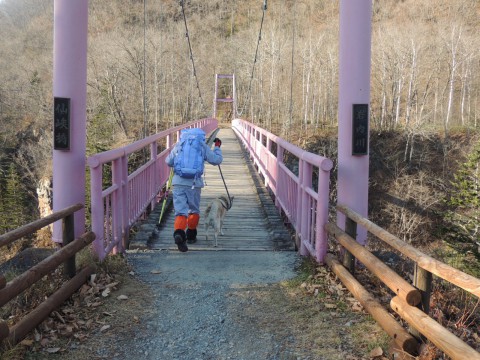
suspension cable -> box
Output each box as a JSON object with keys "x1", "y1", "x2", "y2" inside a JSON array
[
  {"x1": 180, "y1": 0, "x2": 205, "y2": 110},
  {"x1": 143, "y1": 0, "x2": 147, "y2": 137},
  {"x1": 288, "y1": 1, "x2": 296, "y2": 134},
  {"x1": 238, "y1": 0, "x2": 267, "y2": 118}
]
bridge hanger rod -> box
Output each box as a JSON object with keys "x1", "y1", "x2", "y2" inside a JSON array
[
  {"x1": 180, "y1": 0, "x2": 205, "y2": 110},
  {"x1": 240, "y1": 0, "x2": 267, "y2": 118}
]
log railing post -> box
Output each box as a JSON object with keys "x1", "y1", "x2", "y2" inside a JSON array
[
  {"x1": 414, "y1": 264, "x2": 432, "y2": 314},
  {"x1": 410, "y1": 264, "x2": 433, "y2": 340},
  {"x1": 62, "y1": 212, "x2": 76, "y2": 278},
  {"x1": 0, "y1": 320, "x2": 9, "y2": 341},
  {"x1": 343, "y1": 217, "x2": 356, "y2": 274}
]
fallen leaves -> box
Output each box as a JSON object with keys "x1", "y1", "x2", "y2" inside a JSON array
[
  {"x1": 99, "y1": 325, "x2": 111, "y2": 332},
  {"x1": 297, "y1": 265, "x2": 366, "y2": 314},
  {"x1": 20, "y1": 339, "x2": 34, "y2": 347},
  {"x1": 369, "y1": 346, "x2": 383, "y2": 358}
]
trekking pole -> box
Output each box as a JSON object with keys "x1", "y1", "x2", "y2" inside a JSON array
[{"x1": 157, "y1": 168, "x2": 174, "y2": 226}]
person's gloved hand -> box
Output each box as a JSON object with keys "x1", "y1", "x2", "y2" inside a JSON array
[{"x1": 214, "y1": 138, "x2": 222, "y2": 148}]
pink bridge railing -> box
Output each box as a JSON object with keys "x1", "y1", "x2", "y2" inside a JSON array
[
  {"x1": 87, "y1": 118, "x2": 218, "y2": 260},
  {"x1": 232, "y1": 119, "x2": 333, "y2": 263}
]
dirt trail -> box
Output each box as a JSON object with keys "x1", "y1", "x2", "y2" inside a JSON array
[{"x1": 82, "y1": 250, "x2": 382, "y2": 360}]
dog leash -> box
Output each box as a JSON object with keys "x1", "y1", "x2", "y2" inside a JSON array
[{"x1": 218, "y1": 164, "x2": 234, "y2": 210}]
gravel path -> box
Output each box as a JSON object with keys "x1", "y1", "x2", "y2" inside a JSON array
[{"x1": 119, "y1": 250, "x2": 303, "y2": 360}]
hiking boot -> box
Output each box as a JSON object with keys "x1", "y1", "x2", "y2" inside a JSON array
[
  {"x1": 186, "y1": 228, "x2": 197, "y2": 244},
  {"x1": 174, "y1": 230, "x2": 188, "y2": 252}
]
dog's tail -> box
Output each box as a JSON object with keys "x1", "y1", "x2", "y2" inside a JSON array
[{"x1": 204, "y1": 202, "x2": 212, "y2": 218}]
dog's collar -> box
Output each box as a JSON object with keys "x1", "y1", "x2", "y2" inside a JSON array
[{"x1": 219, "y1": 197, "x2": 229, "y2": 210}]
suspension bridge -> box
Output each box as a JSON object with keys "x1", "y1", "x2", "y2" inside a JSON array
[{"x1": 134, "y1": 127, "x2": 295, "y2": 252}]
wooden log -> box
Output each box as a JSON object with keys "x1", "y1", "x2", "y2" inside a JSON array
[
  {"x1": 337, "y1": 204, "x2": 480, "y2": 298},
  {"x1": 0, "y1": 203, "x2": 83, "y2": 249},
  {"x1": 326, "y1": 223, "x2": 421, "y2": 306},
  {"x1": 325, "y1": 254, "x2": 418, "y2": 355},
  {"x1": 0, "y1": 320, "x2": 9, "y2": 341},
  {"x1": 0, "y1": 275, "x2": 6, "y2": 290},
  {"x1": 6, "y1": 266, "x2": 94, "y2": 346},
  {"x1": 390, "y1": 296, "x2": 480, "y2": 360},
  {"x1": 0, "y1": 231, "x2": 95, "y2": 308}
]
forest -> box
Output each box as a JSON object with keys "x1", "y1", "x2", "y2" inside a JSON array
[{"x1": 0, "y1": 0, "x2": 479, "y2": 272}]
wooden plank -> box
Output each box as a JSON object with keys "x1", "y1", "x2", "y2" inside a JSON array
[{"x1": 150, "y1": 246, "x2": 275, "y2": 251}]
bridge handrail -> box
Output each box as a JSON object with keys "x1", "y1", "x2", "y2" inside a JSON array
[
  {"x1": 87, "y1": 118, "x2": 218, "y2": 260},
  {"x1": 232, "y1": 118, "x2": 333, "y2": 262},
  {"x1": 87, "y1": 119, "x2": 216, "y2": 167}
]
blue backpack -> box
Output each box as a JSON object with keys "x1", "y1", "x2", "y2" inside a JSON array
[{"x1": 173, "y1": 128, "x2": 206, "y2": 179}]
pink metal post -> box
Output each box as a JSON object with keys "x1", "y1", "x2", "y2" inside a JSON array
[
  {"x1": 213, "y1": 74, "x2": 218, "y2": 118},
  {"x1": 52, "y1": 0, "x2": 88, "y2": 244},
  {"x1": 112, "y1": 157, "x2": 125, "y2": 254},
  {"x1": 316, "y1": 158, "x2": 333, "y2": 261},
  {"x1": 298, "y1": 160, "x2": 310, "y2": 257},
  {"x1": 150, "y1": 142, "x2": 158, "y2": 210},
  {"x1": 232, "y1": 74, "x2": 237, "y2": 119},
  {"x1": 337, "y1": 0, "x2": 372, "y2": 245}
]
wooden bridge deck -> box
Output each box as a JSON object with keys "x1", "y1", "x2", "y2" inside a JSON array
[{"x1": 141, "y1": 127, "x2": 294, "y2": 252}]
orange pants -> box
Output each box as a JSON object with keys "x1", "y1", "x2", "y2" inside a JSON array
[{"x1": 174, "y1": 213, "x2": 199, "y2": 231}]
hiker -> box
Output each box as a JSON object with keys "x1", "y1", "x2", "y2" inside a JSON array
[{"x1": 165, "y1": 128, "x2": 223, "y2": 252}]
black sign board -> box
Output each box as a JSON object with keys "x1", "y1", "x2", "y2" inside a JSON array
[
  {"x1": 352, "y1": 104, "x2": 369, "y2": 155},
  {"x1": 54, "y1": 97, "x2": 70, "y2": 150}
]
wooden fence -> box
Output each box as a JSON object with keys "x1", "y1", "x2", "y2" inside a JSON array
[
  {"x1": 0, "y1": 204, "x2": 95, "y2": 346},
  {"x1": 326, "y1": 204, "x2": 480, "y2": 359}
]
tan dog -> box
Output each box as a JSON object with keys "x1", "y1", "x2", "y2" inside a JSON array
[{"x1": 204, "y1": 195, "x2": 233, "y2": 247}]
